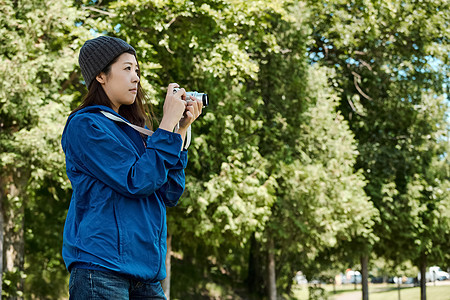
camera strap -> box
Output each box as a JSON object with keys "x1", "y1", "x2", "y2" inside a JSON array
[{"x1": 100, "y1": 110, "x2": 191, "y2": 149}]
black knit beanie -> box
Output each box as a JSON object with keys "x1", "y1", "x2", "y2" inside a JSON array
[{"x1": 79, "y1": 36, "x2": 136, "y2": 89}]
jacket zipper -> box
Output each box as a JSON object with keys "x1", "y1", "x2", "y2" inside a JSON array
[{"x1": 150, "y1": 200, "x2": 164, "y2": 282}]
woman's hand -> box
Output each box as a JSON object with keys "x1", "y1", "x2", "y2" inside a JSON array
[
  {"x1": 159, "y1": 83, "x2": 187, "y2": 132},
  {"x1": 178, "y1": 95, "x2": 203, "y2": 130}
]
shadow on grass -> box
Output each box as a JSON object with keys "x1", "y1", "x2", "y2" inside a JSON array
[
  {"x1": 326, "y1": 284, "x2": 418, "y2": 297},
  {"x1": 373, "y1": 286, "x2": 415, "y2": 292},
  {"x1": 326, "y1": 288, "x2": 359, "y2": 296}
]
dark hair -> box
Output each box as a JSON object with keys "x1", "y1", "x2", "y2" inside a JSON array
[{"x1": 71, "y1": 50, "x2": 156, "y2": 130}]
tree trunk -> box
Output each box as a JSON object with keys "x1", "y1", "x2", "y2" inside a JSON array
[
  {"x1": 247, "y1": 232, "x2": 265, "y2": 298},
  {"x1": 397, "y1": 277, "x2": 401, "y2": 300},
  {"x1": 361, "y1": 255, "x2": 369, "y2": 300},
  {"x1": 420, "y1": 258, "x2": 427, "y2": 300},
  {"x1": 2, "y1": 172, "x2": 27, "y2": 300},
  {"x1": 162, "y1": 232, "x2": 172, "y2": 300},
  {"x1": 267, "y1": 237, "x2": 276, "y2": 300}
]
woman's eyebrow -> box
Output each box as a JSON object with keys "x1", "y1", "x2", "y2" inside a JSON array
[{"x1": 123, "y1": 61, "x2": 138, "y2": 67}]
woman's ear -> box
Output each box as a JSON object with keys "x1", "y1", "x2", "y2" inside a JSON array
[{"x1": 96, "y1": 72, "x2": 106, "y2": 84}]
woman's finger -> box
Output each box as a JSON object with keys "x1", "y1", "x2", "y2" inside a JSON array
[
  {"x1": 196, "y1": 98, "x2": 202, "y2": 116},
  {"x1": 185, "y1": 110, "x2": 194, "y2": 119},
  {"x1": 189, "y1": 99, "x2": 199, "y2": 118},
  {"x1": 174, "y1": 88, "x2": 186, "y2": 100},
  {"x1": 166, "y1": 83, "x2": 180, "y2": 97},
  {"x1": 185, "y1": 105, "x2": 194, "y2": 117},
  {"x1": 192, "y1": 96, "x2": 202, "y2": 114},
  {"x1": 189, "y1": 96, "x2": 201, "y2": 118}
]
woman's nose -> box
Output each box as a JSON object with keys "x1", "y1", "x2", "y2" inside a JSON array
[{"x1": 132, "y1": 72, "x2": 140, "y2": 83}]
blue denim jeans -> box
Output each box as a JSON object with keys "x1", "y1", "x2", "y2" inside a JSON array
[{"x1": 69, "y1": 268, "x2": 167, "y2": 300}]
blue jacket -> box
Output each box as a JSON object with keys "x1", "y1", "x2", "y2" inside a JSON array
[{"x1": 61, "y1": 105, "x2": 187, "y2": 281}]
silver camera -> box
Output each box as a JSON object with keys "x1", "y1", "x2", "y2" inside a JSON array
[{"x1": 173, "y1": 88, "x2": 209, "y2": 108}]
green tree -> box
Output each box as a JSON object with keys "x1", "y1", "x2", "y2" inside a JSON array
[
  {"x1": 0, "y1": 0, "x2": 90, "y2": 298},
  {"x1": 255, "y1": 64, "x2": 377, "y2": 296},
  {"x1": 305, "y1": 0, "x2": 449, "y2": 299},
  {"x1": 2, "y1": 0, "x2": 447, "y2": 299},
  {"x1": 235, "y1": 3, "x2": 378, "y2": 296}
]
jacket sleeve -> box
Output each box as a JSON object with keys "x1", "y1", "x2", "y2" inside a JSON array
[
  {"x1": 66, "y1": 114, "x2": 183, "y2": 198},
  {"x1": 157, "y1": 151, "x2": 188, "y2": 207}
]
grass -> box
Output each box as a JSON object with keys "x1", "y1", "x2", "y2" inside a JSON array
[
  {"x1": 292, "y1": 284, "x2": 450, "y2": 300},
  {"x1": 365, "y1": 285, "x2": 450, "y2": 300}
]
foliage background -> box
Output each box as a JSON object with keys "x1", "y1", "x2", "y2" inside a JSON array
[{"x1": 0, "y1": 0, "x2": 448, "y2": 299}]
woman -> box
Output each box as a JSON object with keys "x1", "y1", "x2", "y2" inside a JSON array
[{"x1": 61, "y1": 35, "x2": 202, "y2": 299}]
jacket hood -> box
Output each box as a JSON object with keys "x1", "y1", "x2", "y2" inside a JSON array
[{"x1": 61, "y1": 105, "x2": 122, "y2": 153}]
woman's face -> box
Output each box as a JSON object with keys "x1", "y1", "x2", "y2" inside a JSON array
[{"x1": 96, "y1": 52, "x2": 140, "y2": 112}]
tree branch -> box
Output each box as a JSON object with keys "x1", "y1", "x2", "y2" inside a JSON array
[
  {"x1": 351, "y1": 71, "x2": 373, "y2": 101},
  {"x1": 347, "y1": 97, "x2": 363, "y2": 116},
  {"x1": 82, "y1": 6, "x2": 117, "y2": 17},
  {"x1": 357, "y1": 58, "x2": 373, "y2": 71},
  {"x1": 59, "y1": 71, "x2": 78, "y2": 94},
  {"x1": 167, "y1": 16, "x2": 177, "y2": 28}
]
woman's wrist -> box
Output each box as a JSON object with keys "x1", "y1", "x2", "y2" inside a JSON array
[
  {"x1": 175, "y1": 127, "x2": 187, "y2": 151},
  {"x1": 159, "y1": 117, "x2": 178, "y2": 132}
]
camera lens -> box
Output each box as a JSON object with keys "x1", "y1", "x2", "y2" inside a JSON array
[
  {"x1": 202, "y1": 94, "x2": 209, "y2": 108},
  {"x1": 175, "y1": 89, "x2": 209, "y2": 108}
]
